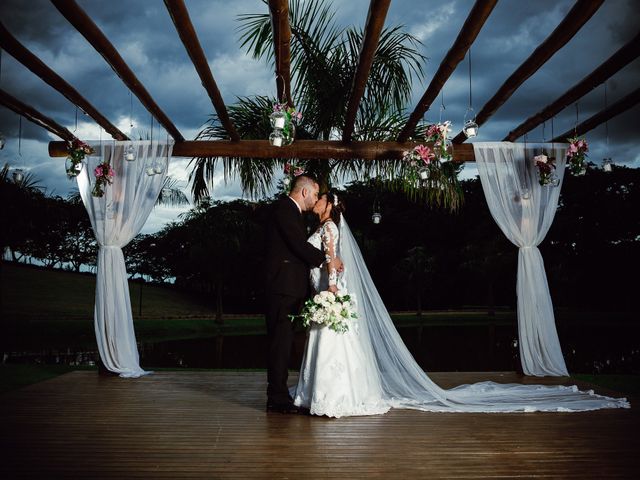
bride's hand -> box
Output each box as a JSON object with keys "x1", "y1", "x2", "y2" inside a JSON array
[
  {"x1": 327, "y1": 285, "x2": 338, "y2": 293},
  {"x1": 333, "y1": 256, "x2": 344, "y2": 273}
]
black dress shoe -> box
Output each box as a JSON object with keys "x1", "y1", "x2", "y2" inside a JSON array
[{"x1": 266, "y1": 401, "x2": 303, "y2": 414}]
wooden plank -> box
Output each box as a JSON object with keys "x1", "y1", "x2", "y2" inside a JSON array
[
  {"x1": 342, "y1": 0, "x2": 391, "y2": 142},
  {"x1": 50, "y1": 0, "x2": 184, "y2": 142},
  {"x1": 48, "y1": 139, "x2": 477, "y2": 161},
  {"x1": 0, "y1": 22, "x2": 128, "y2": 141},
  {"x1": 164, "y1": 0, "x2": 240, "y2": 142},
  {"x1": 505, "y1": 31, "x2": 640, "y2": 141},
  {"x1": 451, "y1": 0, "x2": 605, "y2": 144},
  {"x1": 268, "y1": 0, "x2": 293, "y2": 106},
  {"x1": 551, "y1": 87, "x2": 640, "y2": 142},
  {"x1": 0, "y1": 88, "x2": 75, "y2": 141},
  {"x1": 0, "y1": 371, "x2": 637, "y2": 478},
  {"x1": 397, "y1": 0, "x2": 497, "y2": 142}
]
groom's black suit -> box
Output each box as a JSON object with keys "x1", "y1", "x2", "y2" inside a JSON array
[{"x1": 265, "y1": 196, "x2": 325, "y2": 405}]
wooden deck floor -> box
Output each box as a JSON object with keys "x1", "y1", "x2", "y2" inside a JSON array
[{"x1": 0, "y1": 371, "x2": 637, "y2": 479}]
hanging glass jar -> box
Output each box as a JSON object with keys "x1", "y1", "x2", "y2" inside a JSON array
[
  {"x1": 124, "y1": 143, "x2": 137, "y2": 161},
  {"x1": 269, "y1": 129, "x2": 284, "y2": 147},
  {"x1": 270, "y1": 110, "x2": 287, "y2": 130},
  {"x1": 12, "y1": 168, "x2": 24, "y2": 183},
  {"x1": 65, "y1": 157, "x2": 83, "y2": 178}
]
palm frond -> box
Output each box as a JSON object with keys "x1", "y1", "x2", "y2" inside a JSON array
[{"x1": 156, "y1": 176, "x2": 190, "y2": 207}]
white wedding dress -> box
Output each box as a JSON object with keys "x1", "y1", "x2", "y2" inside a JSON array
[
  {"x1": 293, "y1": 220, "x2": 390, "y2": 417},
  {"x1": 293, "y1": 215, "x2": 630, "y2": 417}
]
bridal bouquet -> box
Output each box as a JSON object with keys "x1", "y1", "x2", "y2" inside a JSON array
[{"x1": 292, "y1": 290, "x2": 358, "y2": 334}]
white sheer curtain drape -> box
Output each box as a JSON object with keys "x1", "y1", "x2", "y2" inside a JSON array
[
  {"x1": 474, "y1": 142, "x2": 568, "y2": 377},
  {"x1": 77, "y1": 140, "x2": 172, "y2": 377}
]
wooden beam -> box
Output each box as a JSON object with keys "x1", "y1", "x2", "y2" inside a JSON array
[
  {"x1": 1, "y1": 88, "x2": 75, "y2": 141},
  {"x1": 164, "y1": 0, "x2": 240, "y2": 142},
  {"x1": 504, "y1": 31, "x2": 640, "y2": 141},
  {"x1": 0, "y1": 21, "x2": 127, "y2": 141},
  {"x1": 50, "y1": 0, "x2": 185, "y2": 142},
  {"x1": 49, "y1": 139, "x2": 476, "y2": 161},
  {"x1": 342, "y1": 0, "x2": 391, "y2": 142},
  {"x1": 551, "y1": 87, "x2": 640, "y2": 142},
  {"x1": 268, "y1": 0, "x2": 293, "y2": 106},
  {"x1": 397, "y1": 0, "x2": 497, "y2": 142},
  {"x1": 452, "y1": 0, "x2": 604, "y2": 144}
]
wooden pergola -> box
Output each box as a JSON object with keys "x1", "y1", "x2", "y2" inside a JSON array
[{"x1": 0, "y1": 0, "x2": 638, "y2": 163}]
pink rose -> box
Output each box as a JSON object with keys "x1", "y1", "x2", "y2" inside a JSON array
[
  {"x1": 284, "y1": 163, "x2": 291, "y2": 174},
  {"x1": 94, "y1": 166, "x2": 103, "y2": 176}
]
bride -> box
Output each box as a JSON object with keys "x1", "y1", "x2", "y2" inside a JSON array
[{"x1": 292, "y1": 192, "x2": 630, "y2": 417}]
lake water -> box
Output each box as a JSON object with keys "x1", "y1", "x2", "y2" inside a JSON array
[{"x1": 6, "y1": 324, "x2": 639, "y2": 374}]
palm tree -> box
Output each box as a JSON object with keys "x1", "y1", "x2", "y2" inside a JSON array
[{"x1": 191, "y1": 0, "x2": 426, "y2": 202}]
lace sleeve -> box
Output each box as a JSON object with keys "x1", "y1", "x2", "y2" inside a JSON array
[{"x1": 321, "y1": 222, "x2": 339, "y2": 286}]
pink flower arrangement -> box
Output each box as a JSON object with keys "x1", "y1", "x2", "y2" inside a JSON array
[
  {"x1": 566, "y1": 136, "x2": 589, "y2": 175},
  {"x1": 424, "y1": 121, "x2": 452, "y2": 162},
  {"x1": 91, "y1": 161, "x2": 115, "y2": 197},
  {"x1": 414, "y1": 144, "x2": 435, "y2": 164},
  {"x1": 534, "y1": 153, "x2": 558, "y2": 186},
  {"x1": 65, "y1": 138, "x2": 95, "y2": 178},
  {"x1": 281, "y1": 162, "x2": 305, "y2": 194}
]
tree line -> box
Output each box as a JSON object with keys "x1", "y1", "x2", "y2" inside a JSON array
[{"x1": 2, "y1": 164, "x2": 638, "y2": 320}]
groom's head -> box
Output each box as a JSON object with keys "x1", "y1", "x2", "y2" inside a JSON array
[{"x1": 289, "y1": 174, "x2": 320, "y2": 212}]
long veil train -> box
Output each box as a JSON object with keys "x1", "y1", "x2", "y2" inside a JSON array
[{"x1": 338, "y1": 215, "x2": 629, "y2": 412}]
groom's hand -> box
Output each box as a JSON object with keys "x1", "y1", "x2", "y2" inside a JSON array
[{"x1": 328, "y1": 285, "x2": 339, "y2": 293}]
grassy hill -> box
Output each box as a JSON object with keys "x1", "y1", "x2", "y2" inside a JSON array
[{"x1": 1, "y1": 262, "x2": 217, "y2": 320}]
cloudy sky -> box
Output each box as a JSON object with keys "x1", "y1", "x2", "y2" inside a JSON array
[{"x1": 1, "y1": 0, "x2": 638, "y2": 233}]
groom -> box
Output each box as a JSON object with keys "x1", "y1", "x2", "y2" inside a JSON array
[{"x1": 264, "y1": 174, "x2": 336, "y2": 414}]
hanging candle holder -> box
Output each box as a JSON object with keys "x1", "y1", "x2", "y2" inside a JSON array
[
  {"x1": 371, "y1": 198, "x2": 382, "y2": 224},
  {"x1": 65, "y1": 157, "x2": 84, "y2": 178},
  {"x1": 603, "y1": 158, "x2": 613, "y2": 172},
  {"x1": 462, "y1": 107, "x2": 479, "y2": 138},
  {"x1": 152, "y1": 157, "x2": 165, "y2": 175},
  {"x1": 124, "y1": 143, "x2": 137, "y2": 162},
  {"x1": 462, "y1": 47, "x2": 478, "y2": 139},
  {"x1": 269, "y1": 128, "x2": 285, "y2": 147},
  {"x1": 12, "y1": 168, "x2": 24, "y2": 183},
  {"x1": 268, "y1": 101, "x2": 301, "y2": 148},
  {"x1": 270, "y1": 110, "x2": 286, "y2": 130}
]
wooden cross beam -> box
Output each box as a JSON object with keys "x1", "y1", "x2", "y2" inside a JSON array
[
  {"x1": 50, "y1": 0, "x2": 185, "y2": 142},
  {"x1": 164, "y1": 0, "x2": 240, "y2": 142},
  {"x1": 397, "y1": 0, "x2": 497, "y2": 142},
  {"x1": 551, "y1": 87, "x2": 640, "y2": 142},
  {"x1": 0, "y1": 21, "x2": 128, "y2": 141},
  {"x1": 1, "y1": 88, "x2": 75, "y2": 141},
  {"x1": 451, "y1": 0, "x2": 604, "y2": 144},
  {"x1": 48, "y1": 139, "x2": 476, "y2": 162},
  {"x1": 505, "y1": 31, "x2": 640, "y2": 141},
  {"x1": 342, "y1": 0, "x2": 391, "y2": 142},
  {"x1": 268, "y1": 0, "x2": 293, "y2": 107}
]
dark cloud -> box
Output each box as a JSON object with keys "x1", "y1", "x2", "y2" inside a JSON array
[{"x1": 1, "y1": 0, "x2": 638, "y2": 231}]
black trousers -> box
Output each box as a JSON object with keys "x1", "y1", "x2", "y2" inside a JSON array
[{"x1": 265, "y1": 293, "x2": 303, "y2": 404}]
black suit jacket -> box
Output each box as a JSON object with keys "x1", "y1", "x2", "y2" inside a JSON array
[{"x1": 265, "y1": 197, "x2": 325, "y2": 298}]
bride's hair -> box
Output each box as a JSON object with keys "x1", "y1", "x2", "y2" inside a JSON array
[{"x1": 325, "y1": 192, "x2": 345, "y2": 225}]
